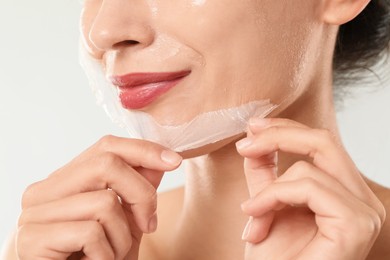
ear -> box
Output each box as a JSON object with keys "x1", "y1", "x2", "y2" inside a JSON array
[{"x1": 321, "y1": 0, "x2": 371, "y2": 25}]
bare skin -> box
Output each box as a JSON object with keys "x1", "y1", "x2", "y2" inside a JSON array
[
  {"x1": 3, "y1": 74, "x2": 388, "y2": 259},
  {"x1": 138, "y1": 180, "x2": 390, "y2": 260},
  {"x1": 3, "y1": 178, "x2": 389, "y2": 260},
  {"x1": 136, "y1": 82, "x2": 390, "y2": 260},
  {"x1": 2, "y1": 0, "x2": 389, "y2": 259}
]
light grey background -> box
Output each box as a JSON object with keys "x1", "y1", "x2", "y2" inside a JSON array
[{"x1": 1, "y1": 0, "x2": 389, "y2": 251}]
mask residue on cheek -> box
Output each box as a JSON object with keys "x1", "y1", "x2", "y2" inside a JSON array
[
  {"x1": 147, "y1": 33, "x2": 182, "y2": 62},
  {"x1": 104, "y1": 30, "x2": 203, "y2": 76}
]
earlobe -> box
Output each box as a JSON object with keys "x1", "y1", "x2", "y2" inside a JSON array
[{"x1": 321, "y1": 0, "x2": 371, "y2": 25}]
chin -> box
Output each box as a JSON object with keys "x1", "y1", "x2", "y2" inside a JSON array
[{"x1": 178, "y1": 133, "x2": 246, "y2": 159}]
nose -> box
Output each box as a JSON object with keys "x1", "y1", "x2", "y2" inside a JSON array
[{"x1": 87, "y1": 1, "x2": 155, "y2": 56}]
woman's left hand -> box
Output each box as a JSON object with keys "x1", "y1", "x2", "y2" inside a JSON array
[{"x1": 236, "y1": 118, "x2": 386, "y2": 260}]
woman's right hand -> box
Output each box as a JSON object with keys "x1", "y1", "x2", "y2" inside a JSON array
[{"x1": 16, "y1": 135, "x2": 182, "y2": 260}]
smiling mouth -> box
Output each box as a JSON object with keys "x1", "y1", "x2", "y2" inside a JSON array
[{"x1": 110, "y1": 70, "x2": 191, "y2": 109}]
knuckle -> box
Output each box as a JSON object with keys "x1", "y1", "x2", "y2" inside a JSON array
[
  {"x1": 351, "y1": 207, "x2": 382, "y2": 241},
  {"x1": 301, "y1": 178, "x2": 320, "y2": 191},
  {"x1": 266, "y1": 125, "x2": 281, "y2": 136},
  {"x1": 282, "y1": 161, "x2": 313, "y2": 181},
  {"x1": 138, "y1": 187, "x2": 158, "y2": 209},
  {"x1": 17, "y1": 209, "x2": 31, "y2": 227},
  {"x1": 365, "y1": 208, "x2": 383, "y2": 236},
  {"x1": 317, "y1": 128, "x2": 333, "y2": 140},
  {"x1": 375, "y1": 200, "x2": 387, "y2": 225},
  {"x1": 21, "y1": 182, "x2": 41, "y2": 210},
  {"x1": 291, "y1": 160, "x2": 312, "y2": 173},
  {"x1": 97, "y1": 135, "x2": 117, "y2": 152},
  {"x1": 97, "y1": 152, "x2": 123, "y2": 171},
  {"x1": 83, "y1": 222, "x2": 115, "y2": 259},
  {"x1": 315, "y1": 128, "x2": 338, "y2": 147},
  {"x1": 94, "y1": 152, "x2": 125, "y2": 183},
  {"x1": 84, "y1": 221, "x2": 106, "y2": 242},
  {"x1": 98, "y1": 190, "x2": 121, "y2": 211}
]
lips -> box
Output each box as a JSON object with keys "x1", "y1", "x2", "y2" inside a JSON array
[{"x1": 109, "y1": 70, "x2": 191, "y2": 109}]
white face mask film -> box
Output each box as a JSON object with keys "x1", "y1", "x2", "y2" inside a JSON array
[{"x1": 79, "y1": 44, "x2": 277, "y2": 152}]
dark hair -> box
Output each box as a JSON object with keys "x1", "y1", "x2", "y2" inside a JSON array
[{"x1": 333, "y1": 0, "x2": 390, "y2": 87}]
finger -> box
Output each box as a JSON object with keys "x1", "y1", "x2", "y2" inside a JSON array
[
  {"x1": 275, "y1": 161, "x2": 350, "y2": 198},
  {"x1": 278, "y1": 161, "x2": 386, "y2": 225},
  {"x1": 22, "y1": 154, "x2": 159, "y2": 233},
  {"x1": 241, "y1": 212, "x2": 274, "y2": 243},
  {"x1": 240, "y1": 129, "x2": 278, "y2": 197},
  {"x1": 236, "y1": 123, "x2": 371, "y2": 201},
  {"x1": 238, "y1": 127, "x2": 275, "y2": 196},
  {"x1": 242, "y1": 178, "x2": 356, "y2": 218},
  {"x1": 245, "y1": 118, "x2": 386, "y2": 225},
  {"x1": 238, "y1": 130, "x2": 278, "y2": 245},
  {"x1": 19, "y1": 190, "x2": 133, "y2": 259},
  {"x1": 239, "y1": 160, "x2": 346, "y2": 245},
  {"x1": 241, "y1": 178, "x2": 383, "y2": 256},
  {"x1": 242, "y1": 180, "x2": 344, "y2": 229},
  {"x1": 243, "y1": 153, "x2": 278, "y2": 195},
  {"x1": 248, "y1": 117, "x2": 309, "y2": 132},
  {"x1": 77, "y1": 135, "x2": 183, "y2": 172},
  {"x1": 239, "y1": 147, "x2": 279, "y2": 244},
  {"x1": 17, "y1": 221, "x2": 114, "y2": 260},
  {"x1": 49, "y1": 135, "x2": 181, "y2": 199}
]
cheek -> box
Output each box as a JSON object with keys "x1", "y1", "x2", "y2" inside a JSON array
[
  {"x1": 203, "y1": 1, "x2": 320, "y2": 107},
  {"x1": 154, "y1": 1, "x2": 250, "y2": 51}
]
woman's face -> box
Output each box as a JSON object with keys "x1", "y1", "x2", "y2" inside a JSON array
[{"x1": 81, "y1": 0, "x2": 325, "y2": 126}]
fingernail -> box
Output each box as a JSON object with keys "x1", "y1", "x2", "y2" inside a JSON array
[
  {"x1": 242, "y1": 217, "x2": 253, "y2": 240},
  {"x1": 236, "y1": 137, "x2": 253, "y2": 150},
  {"x1": 148, "y1": 213, "x2": 158, "y2": 232},
  {"x1": 249, "y1": 118, "x2": 270, "y2": 128},
  {"x1": 161, "y1": 150, "x2": 182, "y2": 166}
]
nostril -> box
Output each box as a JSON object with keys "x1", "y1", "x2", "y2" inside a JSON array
[{"x1": 113, "y1": 40, "x2": 139, "y2": 49}]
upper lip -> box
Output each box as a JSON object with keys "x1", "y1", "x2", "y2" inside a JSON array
[{"x1": 109, "y1": 70, "x2": 191, "y2": 88}]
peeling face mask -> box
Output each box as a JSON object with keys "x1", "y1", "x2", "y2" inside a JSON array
[{"x1": 79, "y1": 44, "x2": 277, "y2": 152}]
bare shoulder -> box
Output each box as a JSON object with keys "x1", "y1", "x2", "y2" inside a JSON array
[
  {"x1": 364, "y1": 177, "x2": 390, "y2": 260},
  {"x1": 138, "y1": 186, "x2": 185, "y2": 260},
  {"x1": 0, "y1": 229, "x2": 18, "y2": 260}
]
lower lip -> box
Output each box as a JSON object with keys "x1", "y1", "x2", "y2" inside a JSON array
[{"x1": 118, "y1": 77, "x2": 186, "y2": 109}]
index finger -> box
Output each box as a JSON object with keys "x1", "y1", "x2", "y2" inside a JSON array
[{"x1": 74, "y1": 135, "x2": 183, "y2": 172}]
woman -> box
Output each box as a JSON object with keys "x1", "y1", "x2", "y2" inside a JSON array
[{"x1": 3, "y1": 0, "x2": 390, "y2": 259}]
